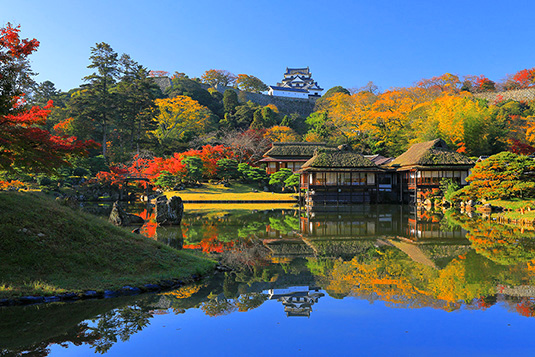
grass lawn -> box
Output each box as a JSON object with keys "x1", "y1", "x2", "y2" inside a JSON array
[
  {"x1": 0, "y1": 191, "x2": 215, "y2": 299},
  {"x1": 486, "y1": 198, "x2": 535, "y2": 221},
  {"x1": 165, "y1": 183, "x2": 297, "y2": 202}
]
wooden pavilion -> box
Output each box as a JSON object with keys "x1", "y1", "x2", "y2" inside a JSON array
[{"x1": 387, "y1": 139, "x2": 474, "y2": 203}]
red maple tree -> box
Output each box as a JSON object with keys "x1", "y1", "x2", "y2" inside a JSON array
[{"x1": 0, "y1": 24, "x2": 97, "y2": 172}]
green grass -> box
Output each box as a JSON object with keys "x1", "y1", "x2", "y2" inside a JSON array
[
  {"x1": 485, "y1": 198, "x2": 535, "y2": 221},
  {"x1": 166, "y1": 183, "x2": 296, "y2": 201},
  {"x1": 486, "y1": 198, "x2": 535, "y2": 211},
  {"x1": 0, "y1": 191, "x2": 215, "y2": 299}
]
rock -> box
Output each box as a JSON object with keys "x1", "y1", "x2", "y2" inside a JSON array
[
  {"x1": 19, "y1": 296, "x2": 45, "y2": 304},
  {"x1": 120, "y1": 286, "x2": 141, "y2": 295},
  {"x1": 109, "y1": 201, "x2": 145, "y2": 226},
  {"x1": 37, "y1": 233, "x2": 45, "y2": 238},
  {"x1": 143, "y1": 284, "x2": 161, "y2": 291},
  {"x1": 104, "y1": 290, "x2": 119, "y2": 298},
  {"x1": 58, "y1": 293, "x2": 79, "y2": 300},
  {"x1": 155, "y1": 196, "x2": 183, "y2": 225},
  {"x1": 82, "y1": 290, "x2": 98, "y2": 299}
]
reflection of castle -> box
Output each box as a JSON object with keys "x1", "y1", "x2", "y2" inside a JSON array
[{"x1": 267, "y1": 286, "x2": 325, "y2": 317}]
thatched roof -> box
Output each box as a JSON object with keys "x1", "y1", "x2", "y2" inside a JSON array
[
  {"x1": 389, "y1": 139, "x2": 474, "y2": 168},
  {"x1": 300, "y1": 145, "x2": 378, "y2": 171},
  {"x1": 263, "y1": 142, "x2": 335, "y2": 158}
]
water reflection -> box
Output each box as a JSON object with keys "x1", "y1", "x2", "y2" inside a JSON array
[{"x1": 5, "y1": 206, "x2": 535, "y2": 355}]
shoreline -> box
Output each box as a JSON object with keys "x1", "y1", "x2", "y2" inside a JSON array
[{"x1": 0, "y1": 266, "x2": 225, "y2": 307}]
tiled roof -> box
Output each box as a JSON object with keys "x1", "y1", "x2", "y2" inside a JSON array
[{"x1": 285, "y1": 67, "x2": 311, "y2": 76}]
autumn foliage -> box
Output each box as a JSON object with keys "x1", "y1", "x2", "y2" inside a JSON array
[{"x1": 0, "y1": 24, "x2": 97, "y2": 172}]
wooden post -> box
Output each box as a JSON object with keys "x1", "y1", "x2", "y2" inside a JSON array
[{"x1": 414, "y1": 169, "x2": 418, "y2": 204}]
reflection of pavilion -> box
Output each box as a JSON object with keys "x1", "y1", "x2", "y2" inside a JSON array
[
  {"x1": 267, "y1": 286, "x2": 325, "y2": 317},
  {"x1": 263, "y1": 206, "x2": 471, "y2": 269}
]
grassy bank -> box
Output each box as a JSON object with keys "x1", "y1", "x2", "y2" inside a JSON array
[
  {"x1": 486, "y1": 198, "x2": 535, "y2": 220},
  {"x1": 0, "y1": 191, "x2": 215, "y2": 299},
  {"x1": 165, "y1": 183, "x2": 296, "y2": 202}
]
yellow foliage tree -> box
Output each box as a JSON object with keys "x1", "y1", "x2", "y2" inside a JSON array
[
  {"x1": 264, "y1": 125, "x2": 300, "y2": 142},
  {"x1": 152, "y1": 96, "x2": 212, "y2": 144},
  {"x1": 425, "y1": 93, "x2": 487, "y2": 152}
]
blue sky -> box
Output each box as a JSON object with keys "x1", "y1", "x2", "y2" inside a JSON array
[{"x1": 3, "y1": 0, "x2": 535, "y2": 92}]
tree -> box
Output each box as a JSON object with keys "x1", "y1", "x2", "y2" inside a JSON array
[
  {"x1": 182, "y1": 156, "x2": 203, "y2": 183},
  {"x1": 219, "y1": 129, "x2": 271, "y2": 163},
  {"x1": 201, "y1": 69, "x2": 237, "y2": 87},
  {"x1": 462, "y1": 75, "x2": 496, "y2": 93},
  {"x1": 314, "y1": 86, "x2": 350, "y2": 110},
  {"x1": 0, "y1": 23, "x2": 39, "y2": 117},
  {"x1": 250, "y1": 109, "x2": 264, "y2": 129},
  {"x1": 216, "y1": 158, "x2": 239, "y2": 180},
  {"x1": 152, "y1": 96, "x2": 212, "y2": 149},
  {"x1": 262, "y1": 106, "x2": 277, "y2": 127},
  {"x1": 501, "y1": 68, "x2": 535, "y2": 90},
  {"x1": 284, "y1": 173, "x2": 300, "y2": 192},
  {"x1": 264, "y1": 126, "x2": 300, "y2": 142},
  {"x1": 236, "y1": 74, "x2": 268, "y2": 93},
  {"x1": 458, "y1": 152, "x2": 535, "y2": 200},
  {"x1": 237, "y1": 163, "x2": 268, "y2": 186},
  {"x1": 223, "y1": 89, "x2": 239, "y2": 115},
  {"x1": 417, "y1": 73, "x2": 462, "y2": 94},
  {"x1": 269, "y1": 168, "x2": 293, "y2": 191},
  {"x1": 30, "y1": 80, "x2": 62, "y2": 107},
  {"x1": 351, "y1": 81, "x2": 381, "y2": 95},
  {"x1": 0, "y1": 24, "x2": 96, "y2": 173},
  {"x1": 80, "y1": 42, "x2": 120, "y2": 157},
  {"x1": 166, "y1": 77, "x2": 222, "y2": 116},
  {"x1": 113, "y1": 54, "x2": 161, "y2": 157}
]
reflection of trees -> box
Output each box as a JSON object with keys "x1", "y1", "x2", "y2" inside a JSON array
[
  {"x1": 201, "y1": 294, "x2": 237, "y2": 317},
  {"x1": 237, "y1": 293, "x2": 268, "y2": 312},
  {"x1": 448, "y1": 212, "x2": 535, "y2": 265},
  {"x1": 221, "y1": 238, "x2": 271, "y2": 271},
  {"x1": 268, "y1": 215, "x2": 300, "y2": 235},
  {"x1": 325, "y1": 248, "x2": 496, "y2": 311},
  {"x1": 87, "y1": 305, "x2": 153, "y2": 354},
  {"x1": 1, "y1": 299, "x2": 155, "y2": 356},
  {"x1": 200, "y1": 292, "x2": 268, "y2": 316}
]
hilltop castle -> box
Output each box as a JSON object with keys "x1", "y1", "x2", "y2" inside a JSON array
[{"x1": 268, "y1": 67, "x2": 323, "y2": 99}]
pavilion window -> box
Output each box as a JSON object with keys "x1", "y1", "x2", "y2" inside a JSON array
[
  {"x1": 341, "y1": 172, "x2": 351, "y2": 186},
  {"x1": 367, "y1": 173, "x2": 375, "y2": 185},
  {"x1": 326, "y1": 172, "x2": 337, "y2": 185}
]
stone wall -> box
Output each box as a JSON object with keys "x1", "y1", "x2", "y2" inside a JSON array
[
  {"x1": 474, "y1": 88, "x2": 535, "y2": 102},
  {"x1": 204, "y1": 84, "x2": 317, "y2": 117}
]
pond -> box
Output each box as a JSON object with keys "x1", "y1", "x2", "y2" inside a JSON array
[{"x1": 3, "y1": 204, "x2": 535, "y2": 356}]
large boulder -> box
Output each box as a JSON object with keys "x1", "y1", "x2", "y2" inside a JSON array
[
  {"x1": 109, "y1": 201, "x2": 145, "y2": 226},
  {"x1": 155, "y1": 195, "x2": 183, "y2": 225}
]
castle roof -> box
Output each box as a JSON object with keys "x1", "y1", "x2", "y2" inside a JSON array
[
  {"x1": 389, "y1": 139, "x2": 474, "y2": 169},
  {"x1": 285, "y1": 67, "x2": 311, "y2": 76}
]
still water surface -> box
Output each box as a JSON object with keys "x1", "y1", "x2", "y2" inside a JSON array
[{"x1": 3, "y1": 205, "x2": 535, "y2": 356}]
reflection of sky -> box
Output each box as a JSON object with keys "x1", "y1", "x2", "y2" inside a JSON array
[{"x1": 49, "y1": 295, "x2": 535, "y2": 356}]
